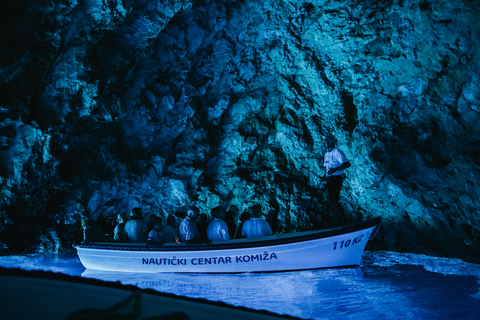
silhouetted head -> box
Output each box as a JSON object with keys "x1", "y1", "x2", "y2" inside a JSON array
[
  {"x1": 198, "y1": 213, "x2": 208, "y2": 223},
  {"x1": 324, "y1": 136, "x2": 337, "y2": 151},
  {"x1": 249, "y1": 204, "x2": 263, "y2": 218},
  {"x1": 131, "y1": 207, "x2": 142, "y2": 219},
  {"x1": 152, "y1": 216, "x2": 162, "y2": 229},
  {"x1": 240, "y1": 211, "x2": 251, "y2": 222},
  {"x1": 211, "y1": 206, "x2": 225, "y2": 220}
]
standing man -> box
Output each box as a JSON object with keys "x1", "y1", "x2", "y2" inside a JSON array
[{"x1": 323, "y1": 137, "x2": 351, "y2": 222}]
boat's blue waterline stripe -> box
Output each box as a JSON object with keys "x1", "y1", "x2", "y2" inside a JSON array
[{"x1": 74, "y1": 218, "x2": 381, "y2": 252}]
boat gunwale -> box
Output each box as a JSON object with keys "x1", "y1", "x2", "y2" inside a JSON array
[{"x1": 74, "y1": 218, "x2": 381, "y2": 252}]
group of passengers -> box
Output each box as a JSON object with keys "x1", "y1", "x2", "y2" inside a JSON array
[
  {"x1": 111, "y1": 207, "x2": 178, "y2": 245},
  {"x1": 179, "y1": 204, "x2": 275, "y2": 243},
  {"x1": 180, "y1": 204, "x2": 276, "y2": 243},
  {"x1": 81, "y1": 204, "x2": 277, "y2": 245}
]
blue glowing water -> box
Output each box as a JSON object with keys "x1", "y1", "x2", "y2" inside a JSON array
[{"x1": 0, "y1": 251, "x2": 479, "y2": 320}]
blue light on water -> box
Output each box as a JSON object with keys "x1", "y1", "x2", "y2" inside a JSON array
[{"x1": 0, "y1": 251, "x2": 479, "y2": 320}]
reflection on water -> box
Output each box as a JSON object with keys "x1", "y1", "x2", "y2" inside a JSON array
[
  {"x1": 0, "y1": 251, "x2": 85, "y2": 275},
  {"x1": 82, "y1": 267, "x2": 366, "y2": 318},
  {"x1": 1, "y1": 251, "x2": 480, "y2": 320}
]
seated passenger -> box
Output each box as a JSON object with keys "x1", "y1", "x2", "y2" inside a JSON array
[
  {"x1": 241, "y1": 205, "x2": 273, "y2": 238},
  {"x1": 163, "y1": 215, "x2": 178, "y2": 243},
  {"x1": 179, "y1": 206, "x2": 200, "y2": 242},
  {"x1": 206, "y1": 206, "x2": 230, "y2": 241},
  {"x1": 147, "y1": 216, "x2": 164, "y2": 245},
  {"x1": 235, "y1": 211, "x2": 251, "y2": 239},
  {"x1": 267, "y1": 209, "x2": 279, "y2": 235},
  {"x1": 113, "y1": 212, "x2": 129, "y2": 242},
  {"x1": 196, "y1": 213, "x2": 209, "y2": 241},
  {"x1": 124, "y1": 207, "x2": 149, "y2": 243},
  {"x1": 224, "y1": 206, "x2": 238, "y2": 239},
  {"x1": 82, "y1": 218, "x2": 108, "y2": 243}
]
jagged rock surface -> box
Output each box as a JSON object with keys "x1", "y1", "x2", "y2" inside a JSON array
[{"x1": 0, "y1": 0, "x2": 479, "y2": 262}]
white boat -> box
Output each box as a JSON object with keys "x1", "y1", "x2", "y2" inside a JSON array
[{"x1": 74, "y1": 219, "x2": 381, "y2": 273}]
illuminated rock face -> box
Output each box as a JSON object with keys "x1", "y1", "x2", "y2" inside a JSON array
[{"x1": 0, "y1": 0, "x2": 479, "y2": 261}]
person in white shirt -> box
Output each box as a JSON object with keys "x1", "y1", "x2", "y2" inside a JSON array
[
  {"x1": 206, "y1": 206, "x2": 230, "y2": 241},
  {"x1": 179, "y1": 206, "x2": 200, "y2": 242},
  {"x1": 124, "y1": 207, "x2": 149, "y2": 243},
  {"x1": 241, "y1": 205, "x2": 273, "y2": 238},
  {"x1": 323, "y1": 136, "x2": 351, "y2": 222}
]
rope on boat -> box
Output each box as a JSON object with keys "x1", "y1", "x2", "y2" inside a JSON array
[{"x1": 65, "y1": 289, "x2": 190, "y2": 320}]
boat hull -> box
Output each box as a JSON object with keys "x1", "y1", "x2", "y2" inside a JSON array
[{"x1": 75, "y1": 219, "x2": 380, "y2": 273}]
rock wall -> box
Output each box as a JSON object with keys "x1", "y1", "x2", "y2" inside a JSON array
[{"x1": 1, "y1": 0, "x2": 479, "y2": 262}]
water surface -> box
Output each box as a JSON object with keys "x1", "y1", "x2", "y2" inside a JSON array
[{"x1": 0, "y1": 251, "x2": 479, "y2": 319}]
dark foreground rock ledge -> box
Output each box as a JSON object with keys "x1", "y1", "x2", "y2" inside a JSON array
[{"x1": 1, "y1": 0, "x2": 479, "y2": 263}]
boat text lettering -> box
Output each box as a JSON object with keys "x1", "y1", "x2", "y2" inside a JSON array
[
  {"x1": 236, "y1": 252, "x2": 278, "y2": 262},
  {"x1": 191, "y1": 256, "x2": 232, "y2": 265},
  {"x1": 333, "y1": 234, "x2": 364, "y2": 250},
  {"x1": 141, "y1": 252, "x2": 279, "y2": 267},
  {"x1": 142, "y1": 257, "x2": 187, "y2": 265}
]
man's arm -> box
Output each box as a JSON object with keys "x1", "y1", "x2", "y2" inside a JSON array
[{"x1": 327, "y1": 161, "x2": 351, "y2": 175}]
